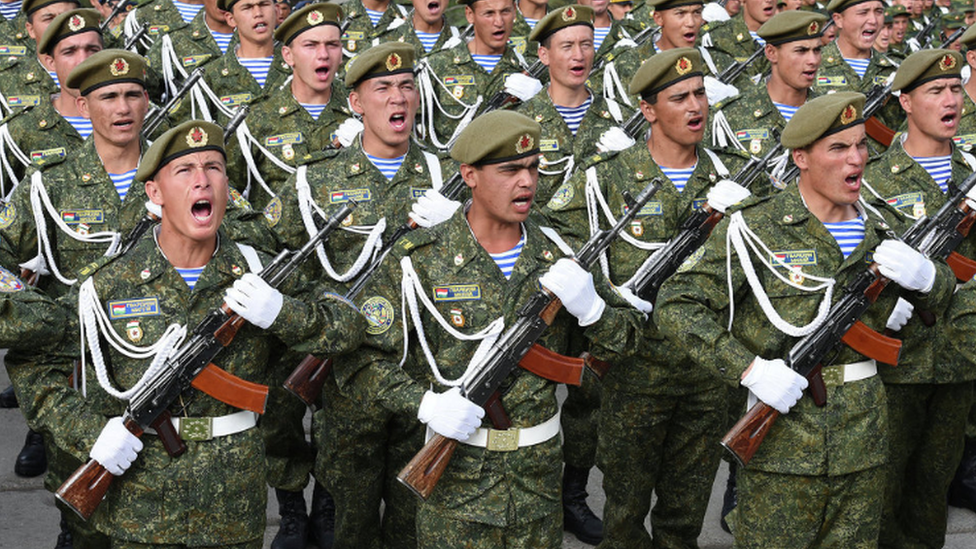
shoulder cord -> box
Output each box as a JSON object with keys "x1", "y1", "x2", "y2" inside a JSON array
[
  {"x1": 415, "y1": 59, "x2": 483, "y2": 150},
  {"x1": 233, "y1": 118, "x2": 293, "y2": 201},
  {"x1": 421, "y1": 151, "x2": 444, "y2": 190},
  {"x1": 399, "y1": 255, "x2": 505, "y2": 387},
  {"x1": 699, "y1": 45, "x2": 720, "y2": 75},
  {"x1": 724, "y1": 210, "x2": 835, "y2": 335},
  {"x1": 124, "y1": 10, "x2": 152, "y2": 52},
  {"x1": 600, "y1": 61, "x2": 633, "y2": 109},
  {"x1": 160, "y1": 35, "x2": 216, "y2": 123},
  {"x1": 540, "y1": 153, "x2": 573, "y2": 177},
  {"x1": 28, "y1": 172, "x2": 122, "y2": 286},
  {"x1": 0, "y1": 123, "x2": 29, "y2": 200},
  {"x1": 295, "y1": 165, "x2": 386, "y2": 282},
  {"x1": 702, "y1": 148, "x2": 731, "y2": 178},
  {"x1": 710, "y1": 109, "x2": 746, "y2": 151}
]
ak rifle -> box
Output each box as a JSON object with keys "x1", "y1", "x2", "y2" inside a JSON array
[
  {"x1": 99, "y1": 0, "x2": 132, "y2": 32},
  {"x1": 142, "y1": 68, "x2": 204, "y2": 138},
  {"x1": 397, "y1": 177, "x2": 664, "y2": 500},
  {"x1": 56, "y1": 201, "x2": 357, "y2": 521},
  {"x1": 721, "y1": 171, "x2": 976, "y2": 467}
]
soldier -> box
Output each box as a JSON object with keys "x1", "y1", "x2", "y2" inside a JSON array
[
  {"x1": 702, "y1": 0, "x2": 776, "y2": 88},
  {"x1": 608, "y1": 0, "x2": 635, "y2": 21},
  {"x1": 338, "y1": 0, "x2": 409, "y2": 63},
  {"x1": 887, "y1": 4, "x2": 912, "y2": 57},
  {"x1": 874, "y1": 6, "x2": 894, "y2": 54},
  {"x1": 544, "y1": 47, "x2": 749, "y2": 549},
  {"x1": 372, "y1": 0, "x2": 462, "y2": 58},
  {"x1": 121, "y1": 0, "x2": 204, "y2": 53},
  {"x1": 7, "y1": 119, "x2": 367, "y2": 549},
  {"x1": 0, "y1": 266, "x2": 66, "y2": 350},
  {"x1": 577, "y1": 0, "x2": 632, "y2": 64},
  {"x1": 266, "y1": 42, "x2": 457, "y2": 549},
  {"x1": 708, "y1": 10, "x2": 827, "y2": 195},
  {"x1": 859, "y1": 49, "x2": 976, "y2": 549},
  {"x1": 656, "y1": 91, "x2": 955, "y2": 547}
]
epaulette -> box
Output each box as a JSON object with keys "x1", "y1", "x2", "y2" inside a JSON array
[
  {"x1": 734, "y1": 192, "x2": 775, "y2": 211},
  {"x1": 581, "y1": 150, "x2": 618, "y2": 170},
  {"x1": 75, "y1": 253, "x2": 119, "y2": 282},
  {"x1": 299, "y1": 147, "x2": 342, "y2": 167},
  {"x1": 395, "y1": 224, "x2": 439, "y2": 255}
]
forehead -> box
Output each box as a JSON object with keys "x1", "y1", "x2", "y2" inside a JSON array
[
  {"x1": 159, "y1": 150, "x2": 227, "y2": 177},
  {"x1": 86, "y1": 81, "x2": 147, "y2": 97},
  {"x1": 660, "y1": 74, "x2": 705, "y2": 96},
  {"x1": 548, "y1": 24, "x2": 595, "y2": 44},
  {"x1": 34, "y1": 2, "x2": 78, "y2": 18},
  {"x1": 910, "y1": 76, "x2": 962, "y2": 94},
  {"x1": 233, "y1": 0, "x2": 273, "y2": 12},
  {"x1": 842, "y1": 0, "x2": 884, "y2": 13},
  {"x1": 811, "y1": 124, "x2": 866, "y2": 151},
  {"x1": 470, "y1": 0, "x2": 515, "y2": 11},
  {"x1": 290, "y1": 24, "x2": 341, "y2": 44},
  {"x1": 778, "y1": 37, "x2": 823, "y2": 49},
  {"x1": 54, "y1": 31, "x2": 102, "y2": 53},
  {"x1": 360, "y1": 72, "x2": 416, "y2": 92}
]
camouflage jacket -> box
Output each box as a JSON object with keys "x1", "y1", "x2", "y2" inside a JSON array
[
  {"x1": 701, "y1": 13, "x2": 769, "y2": 89},
  {"x1": 1, "y1": 97, "x2": 84, "y2": 184},
  {"x1": 618, "y1": 0, "x2": 654, "y2": 36},
  {"x1": 0, "y1": 265, "x2": 66, "y2": 350},
  {"x1": 231, "y1": 79, "x2": 354, "y2": 209},
  {"x1": 515, "y1": 88, "x2": 633, "y2": 203},
  {"x1": 0, "y1": 44, "x2": 58, "y2": 103},
  {"x1": 7, "y1": 228, "x2": 365, "y2": 545},
  {"x1": 593, "y1": 17, "x2": 632, "y2": 66},
  {"x1": 543, "y1": 142, "x2": 746, "y2": 394},
  {"x1": 198, "y1": 43, "x2": 292, "y2": 117},
  {"x1": 655, "y1": 183, "x2": 955, "y2": 475},
  {"x1": 862, "y1": 136, "x2": 976, "y2": 384},
  {"x1": 954, "y1": 91, "x2": 976, "y2": 152},
  {"x1": 510, "y1": 9, "x2": 535, "y2": 58},
  {"x1": 339, "y1": 0, "x2": 410, "y2": 61},
  {"x1": 125, "y1": 0, "x2": 192, "y2": 53},
  {"x1": 333, "y1": 209, "x2": 640, "y2": 526}
]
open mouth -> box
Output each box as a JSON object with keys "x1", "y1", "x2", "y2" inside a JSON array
[
  {"x1": 390, "y1": 112, "x2": 407, "y2": 131},
  {"x1": 254, "y1": 21, "x2": 268, "y2": 33},
  {"x1": 569, "y1": 63, "x2": 586, "y2": 77},
  {"x1": 943, "y1": 112, "x2": 958, "y2": 129},
  {"x1": 862, "y1": 28, "x2": 876, "y2": 40},
  {"x1": 845, "y1": 172, "x2": 861, "y2": 188},
  {"x1": 688, "y1": 115, "x2": 703, "y2": 131},
  {"x1": 315, "y1": 64, "x2": 331, "y2": 79},
  {"x1": 114, "y1": 118, "x2": 134, "y2": 130},
  {"x1": 512, "y1": 193, "x2": 533, "y2": 212},
  {"x1": 427, "y1": 1, "x2": 440, "y2": 12},
  {"x1": 192, "y1": 199, "x2": 213, "y2": 221},
  {"x1": 683, "y1": 32, "x2": 697, "y2": 44}
]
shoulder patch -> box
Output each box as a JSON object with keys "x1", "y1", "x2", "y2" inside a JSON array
[
  {"x1": 676, "y1": 247, "x2": 705, "y2": 273},
  {"x1": 546, "y1": 180, "x2": 575, "y2": 210},
  {"x1": 263, "y1": 196, "x2": 282, "y2": 227},
  {"x1": 361, "y1": 296, "x2": 395, "y2": 335},
  {"x1": 0, "y1": 266, "x2": 24, "y2": 292},
  {"x1": 0, "y1": 201, "x2": 16, "y2": 229},
  {"x1": 228, "y1": 188, "x2": 252, "y2": 211}
]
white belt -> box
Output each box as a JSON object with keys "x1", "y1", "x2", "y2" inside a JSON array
[
  {"x1": 821, "y1": 359, "x2": 877, "y2": 387},
  {"x1": 145, "y1": 410, "x2": 258, "y2": 441},
  {"x1": 460, "y1": 412, "x2": 561, "y2": 452}
]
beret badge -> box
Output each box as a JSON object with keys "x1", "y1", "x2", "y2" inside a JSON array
[
  {"x1": 385, "y1": 52, "x2": 402, "y2": 71},
  {"x1": 675, "y1": 56, "x2": 693, "y2": 75},
  {"x1": 68, "y1": 14, "x2": 84, "y2": 31},
  {"x1": 186, "y1": 126, "x2": 209, "y2": 147},
  {"x1": 562, "y1": 6, "x2": 576, "y2": 21},
  {"x1": 940, "y1": 53, "x2": 957, "y2": 71},
  {"x1": 110, "y1": 57, "x2": 130, "y2": 76},
  {"x1": 807, "y1": 21, "x2": 820, "y2": 35},
  {"x1": 515, "y1": 133, "x2": 534, "y2": 154},
  {"x1": 840, "y1": 104, "x2": 857, "y2": 125},
  {"x1": 306, "y1": 10, "x2": 323, "y2": 25}
]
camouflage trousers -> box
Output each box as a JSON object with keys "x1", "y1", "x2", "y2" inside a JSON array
[
  {"x1": 47, "y1": 439, "x2": 111, "y2": 549},
  {"x1": 596, "y1": 382, "x2": 726, "y2": 549},
  {"x1": 880, "y1": 381, "x2": 974, "y2": 549},
  {"x1": 416, "y1": 503, "x2": 562, "y2": 549},
  {"x1": 562, "y1": 371, "x2": 601, "y2": 469},
  {"x1": 260, "y1": 352, "x2": 314, "y2": 492},
  {"x1": 313, "y1": 375, "x2": 423, "y2": 549},
  {"x1": 110, "y1": 540, "x2": 262, "y2": 548},
  {"x1": 734, "y1": 465, "x2": 884, "y2": 549}
]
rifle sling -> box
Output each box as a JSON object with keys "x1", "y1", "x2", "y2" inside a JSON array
[
  {"x1": 518, "y1": 344, "x2": 585, "y2": 386},
  {"x1": 840, "y1": 320, "x2": 902, "y2": 366},
  {"x1": 865, "y1": 117, "x2": 896, "y2": 148},
  {"x1": 948, "y1": 251, "x2": 976, "y2": 282},
  {"x1": 191, "y1": 364, "x2": 269, "y2": 414}
]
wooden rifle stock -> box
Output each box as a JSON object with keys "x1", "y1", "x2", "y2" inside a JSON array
[
  {"x1": 865, "y1": 117, "x2": 896, "y2": 148},
  {"x1": 398, "y1": 434, "x2": 458, "y2": 500},
  {"x1": 284, "y1": 355, "x2": 334, "y2": 405}
]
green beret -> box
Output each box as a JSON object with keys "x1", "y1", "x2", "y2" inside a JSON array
[
  {"x1": 22, "y1": 0, "x2": 79, "y2": 17},
  {"x1": 887, "y1": 4, "x2": 910, "y2": 18},
  {"x1": 628, "y1": 47, "x2": 702, "y2": 97},
  {"x1": 781, "y1": 92, "x2": 865, "y2": 149},
  {"x1": 136, "y1": 120, "x2": 225, "y2": 182},
  {"x1": 644, "y1": 0, "x2": 704, "y2": 10},
  {"x1": 960, "y1": 23, "x2": 976, "y2": 49},
  {"x1": 758, "y1": 10, "x2": 828, "y2": 45},
  {"x1": 451, "y1": 111, "x2": 540, "y2": 165},
  {"x1": 942, "y1": 11, "x2": 967, "y2": 29},
  {"x1": 344, "y1": 42, "x2": 415, "y2": 88},
  {"x1": 609, "y1": 0, "x2": 634, "y2": 4},
  {"x1": 274, "y1": 2, "x2": 343, "y2": 45},
  {"x1": 826, "y1": 0, "x2": 882, "y2": 14},
  {"x1": 892, "y1": 48, "x2": 963, "y2": 92},
  {"x1": 529, "y1": 5, "x2": 594, "y2": 44},
  {"x1": 218, "y1": 0, "x2": 246, "y2": 12},
  {"x1": 38, "y1": 8, "x2": 100, "y2": 55},
  {"x1": 66, "y1": 49, "x2": 147, "y2": 96}
]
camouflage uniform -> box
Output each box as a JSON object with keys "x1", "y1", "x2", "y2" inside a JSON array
[
  {"x1": 861, "y1": 138, "x2": 976, "y2": 549},
  {"x1": 0, "y1": 97, "x2": 84, "y2": 200},
  {"x1": 954, "y1": 91, "x2": 976, "y2": 154},
  {"x1": 7, "y1": 228, "x2": 366, "y2": 546},
  {"x1": 701, "y1": 12, "x2": 769, "y2": 89},
  {"x1": 333, "y1": 209, "x2": 641, "y2": 549},
  {"x1": 510, "y1": 9, "x2": 535, "y2": 58},
  {"x1": 655, "y1": 183, "x2": 956, "y2": 548},
  {"x1": 266, "y1": 139, "x2": 457, "y2": 549},
  {"x1": 0, "y1": 45, "x2": 58, "y2": 106},
  {"x1": 122, "y1": 0, "x2": 192, "y2": 53},
  {"x1": 0, "y1": 265, "x2": 65, "y2": 349},
  {"x1": 339, "y1": 0, "x2": 409, "y2": 64},
  {"x1": 544, "y1": 143, "x2": 746, "y2": 549}
]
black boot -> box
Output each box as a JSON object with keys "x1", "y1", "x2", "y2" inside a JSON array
[
  {"x1": 14, "y1": 429, "x2": 47, "y2": 478},
  {"x1": 271, "y1": 488, "x2": 309, "y2": 549},
  {"x1": 563, "y1": 465, "x2": 603, "y2": 545},
  {"x1": 309, "y1": 482, "x2": 335, "y2": 549},
  {"x1": 949, "y1": 437, "x2": 976, "y2": 512},
  {"x1": 0, "y1": 384, "x2": 17, "y2": 408},
  {"x1": 54, "y1": 517, "x2": 73, "y2": 549},
  {"x1": 720, "y1": 461, "x2": 738, "y2": 534}
]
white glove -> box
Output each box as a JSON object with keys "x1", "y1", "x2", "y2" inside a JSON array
[
  {"x1": 874, "y1": 240, "x2": 936, "y2": 293},
  {"x1": 539, "y1": 258, "x2": 607, "y2": 326},
  {"x1": 740, "y1": 357, "x2": 808, "y2": 414},
  {"x1": 334, "y1": 117, "x2": 364, "y2": 147},
  {"x1": 706, "y1": 179, "x2": 751, "y2": 213},
  {"x1": 504, "y1": 73, "x2": 543, "y2": 102},
  {"x1": 224, "y1": 273, "x2": 284, "y2": 329},
  {"x1": 616, "y1": 284, "x2": 654, "y2": 313},
  {"x1": 408, "y1": 189, "x2": 462, "y2": 228},
  {"x1": 704, "y1": 75, "x2": 739, "y2": 105},
  {"x1": 886, "y1": 297, "x2": 915, "y2": 331},
  {"x1": 596, "y1": 127, "x2": 636, "y2": 153},
  {"x1": 702, "y1": 2, "x2": 731, "y2": 22},
  {"x1": 145, "y1": 200, "x2": 162, "y2": 219},
  {"x1": 90, "y1": 417, "x2": 143, "y2": 476},
  {"x1": 18, "y1": 255, "x2": 50, "y2": 277},
  {"x1": 417, "y1": 387, "x2": 485, "y2": 441}
]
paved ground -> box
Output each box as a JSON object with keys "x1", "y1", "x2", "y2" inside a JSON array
[{"x1": 2, "y1": 358, "x2": 975, "y2": 548}]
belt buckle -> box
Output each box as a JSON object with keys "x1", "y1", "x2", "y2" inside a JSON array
[
  {"x1": 821, "y1": 365, "x2": 845, "y2": 388},
  {"x1": 179, "y1": 417, "x2": 213, "y2": 441},
  {"x1": 486, "y1": 428, "x2": 519, "y2": 452}
]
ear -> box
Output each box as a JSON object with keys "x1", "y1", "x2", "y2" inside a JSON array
[
  {"x1": 225, "y1": 10, "x2": 238, "y2": 29},
  {"x1": 460, "y1": 163, "x2": 477, "y2": 190},
  {"x1": 639, "y1": 99, "x2": 657, "y2": 125},
  {"x1": 145, "y1": 178, "x2": 163, "y2": 207},
  {"x1": 899, "y1": 91, "x2": 912, "y2": 114},
  {"x1": 39, "y1": 53, "x2": 54, "y2": 71},
  {"x1": 25, "y1": 21, "x2": 36, "y2": 40},
  {"x1": 538, "y1": 44, "x2": 550, "y2": 67},
  {"x1": 281, "y1": 45, "x2": 294, "y2": 68},
  {"x1": 831, "y1": 11, "x2": 843, "y2": 30},
  {"x1": 349, "y1": 88, "x2": 365, "y2": 115},
  {"x1": 966, "y1": 49, "x2": 976, "y2": 69},
  {"x1": 652, "y1": 11, "x2": 664, "y2": 28},
  {"x1": 792, "y1": 147, "x2": 809, "y2": 171},
  {"x1": 465, "y1": 6, "x2": 475, "y2": 26},
  {"x1": 764, "y1": 43, "x2": 777, "y2": 64},
  {"x1": 77, "y1": 95, "x2": 90, "y2": 119}
]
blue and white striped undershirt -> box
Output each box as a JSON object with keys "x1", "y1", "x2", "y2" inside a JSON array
[
  {"x1": 913, "y1": 155, "x2": 953, "y2": 193},
  {"x1": 48, "y1": 70, "x2": 59, "y2": 87},
  {"x1": 238, "y1": 56, "x2": 273, "y2": 87},
  {"x1": 472, "y1": 54, "x2": 501, "y2": 73},
  {"x1": 210, "y1": 28, "x2": 233, "y2": 54},
  {"x1": 489, "y1": 232, "x2": 525, "y2": 279},
  {"x1": 749, "y1": 31, "x2": 766, "y2": 46},
  {"x1": 593, "y1": 26, "x2": 611, "y2": 51},
  {"x1": 661, "y1": 163, "x2": 697, "y2": 193},
  {"x1": 64, "y1": 116, "x2": 93, "y2": 139},
  {"x1": 0, "y1": 0, "x2": 22, "y2": 21},
  {"x1": 365, "y1": 153, "x2": 405, "y2": 180},
  {"x1": 301, "y1": 102, "x2": 327, "y2": 120},
  {"x1": 365, "y1": 8, "x2": 384, "y2": 26},
  {"x1": 554, "y1": 95, "x2": 592, "y2": 136},
  {"x1": 844, "y1": 57, "x2": 870, "y2": 79},
  {"x1": 172, "y1": 0, "x2": 204, "y2": 24},
  {"x1": 416, "y1": 31, "x2": 440, "y2": 53},
  {"x1": 175, "y1": 266, "x2": 205, "y2": 290},
  {"x1": 109, "y1": 169, "x2": 137, "y2": 200},
  {"x1": 772, "y1": 101, "x2": 799, "y2": 122},
  {"x1": 523, "y1": 16, "x2": 539, "y2": 30},
  {"x1": 822, "y1": 216, "x2": 865, "y2": 259}
]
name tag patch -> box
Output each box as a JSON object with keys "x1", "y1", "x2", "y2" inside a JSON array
[
  {"x1": 540, "y1": 139, "x2": 559, "y2": 152},
  {"x1": 182, "y1": 54, "x2": 212, "y2": 67},
  {"x1": 817, "y1": 76, "x2": 847, "y2": 86},
  {"x1": 735, "y1": 129, "x2": 768, "y2": 141},
  {"x1": 769, "y1": 250, "x2": 818, "y2": 267},
  {"x1": 329, "y1": 189, "x2": 371, "y2": 203},
  {"x1": 627, "y1": 202, "x2": 663, "y2": 217},
  {"x1": 953, "y1": 134, "x2": 976, "y2": 147},
  {"x1": 442, "y1": 75, "x2": 475, "y2": 86},
  {"x1": 220, "y1": 93, "x2": 252, "y2": 106},
  {"x1": 60, "y1": 210, "x2": 104, "y2": 224},
  {"x1": 410, "y1": 188, "x2": 429, "y2": 199},
  {"x1": 265, "y1": 132, "x2": 304, "y2": 146},
  {"x1": 148, "y1": 25, "x2": 170, "y2": 35},
  {"x1": 7, "y1": 95, "x2": 39, "y2": 107},
  {"x1": 108, "y1": 297, "x2": 160, "y2": 319},
  {"x1": 692, "y1": 198, "x2": 707, "y2": 210},
  {"x1": 30, "y1": 147, "x2": 66, "y2": 164},
  {"x1": 342, "y1": 31, "x2": 365, "y2": 40},
  {"x1": 432, "y1": 284, "x2": 481, "y2": 301},
  {"x1": 0, "y1": 45, "x2": 26, "y2": 56}
]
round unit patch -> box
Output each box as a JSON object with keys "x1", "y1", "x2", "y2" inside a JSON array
[
  {"x1": 0, "y1": 201, "x2": 16, "y2": 229},
  {"x1": 263, "y1": 196, "x2": 283, "y2": 227},
  {"x1": 546, "y1": 181, "x2": 575, "y2": 210},
  {"x1": 0, "y1": 266, "x2": 24, "y2": 292},
  {"x1": 361, "y1": 296, "x2": 395, "y2": 335}
]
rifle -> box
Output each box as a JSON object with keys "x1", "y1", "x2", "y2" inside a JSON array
[
  {"x1": 618, "y1": 106, "x2": 649, "y2": 142},
  {"x1": 627, "y1": 137, "x2": 786, "y2": 304},
  {"x1": 142, "y1": 68, "x2": 204, "y2": 139},
  {"x1": 721, "y1": 171, "x2": 976, "y2": 467},
  {"x1": 223, "y1": 104, "x2": 249, "y2": 141},
  {"x1": 123, "y1": 23, "x2": 149, "y2": 51},
  {"x1": 717, "y1": 44, "x2": 765, "y2": 86},
  {"x1": 397, "y1": 177, "x2": 663, "y2": 500},
  {"x1": 55, "y1": 200, "x2": 357, "y2": 521},
  {"x1": 99, "y1": 0, "x2": 132, "y2": 32},
  {"x1": 910, "y1": 14, "x2": 941, "y2": 51},
  {"x1": 589, "y1": 23, "x2": 657, "y2": 80},
  {"x1": 479, "y1": 58, "x2": 549, "y2": 113}
]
